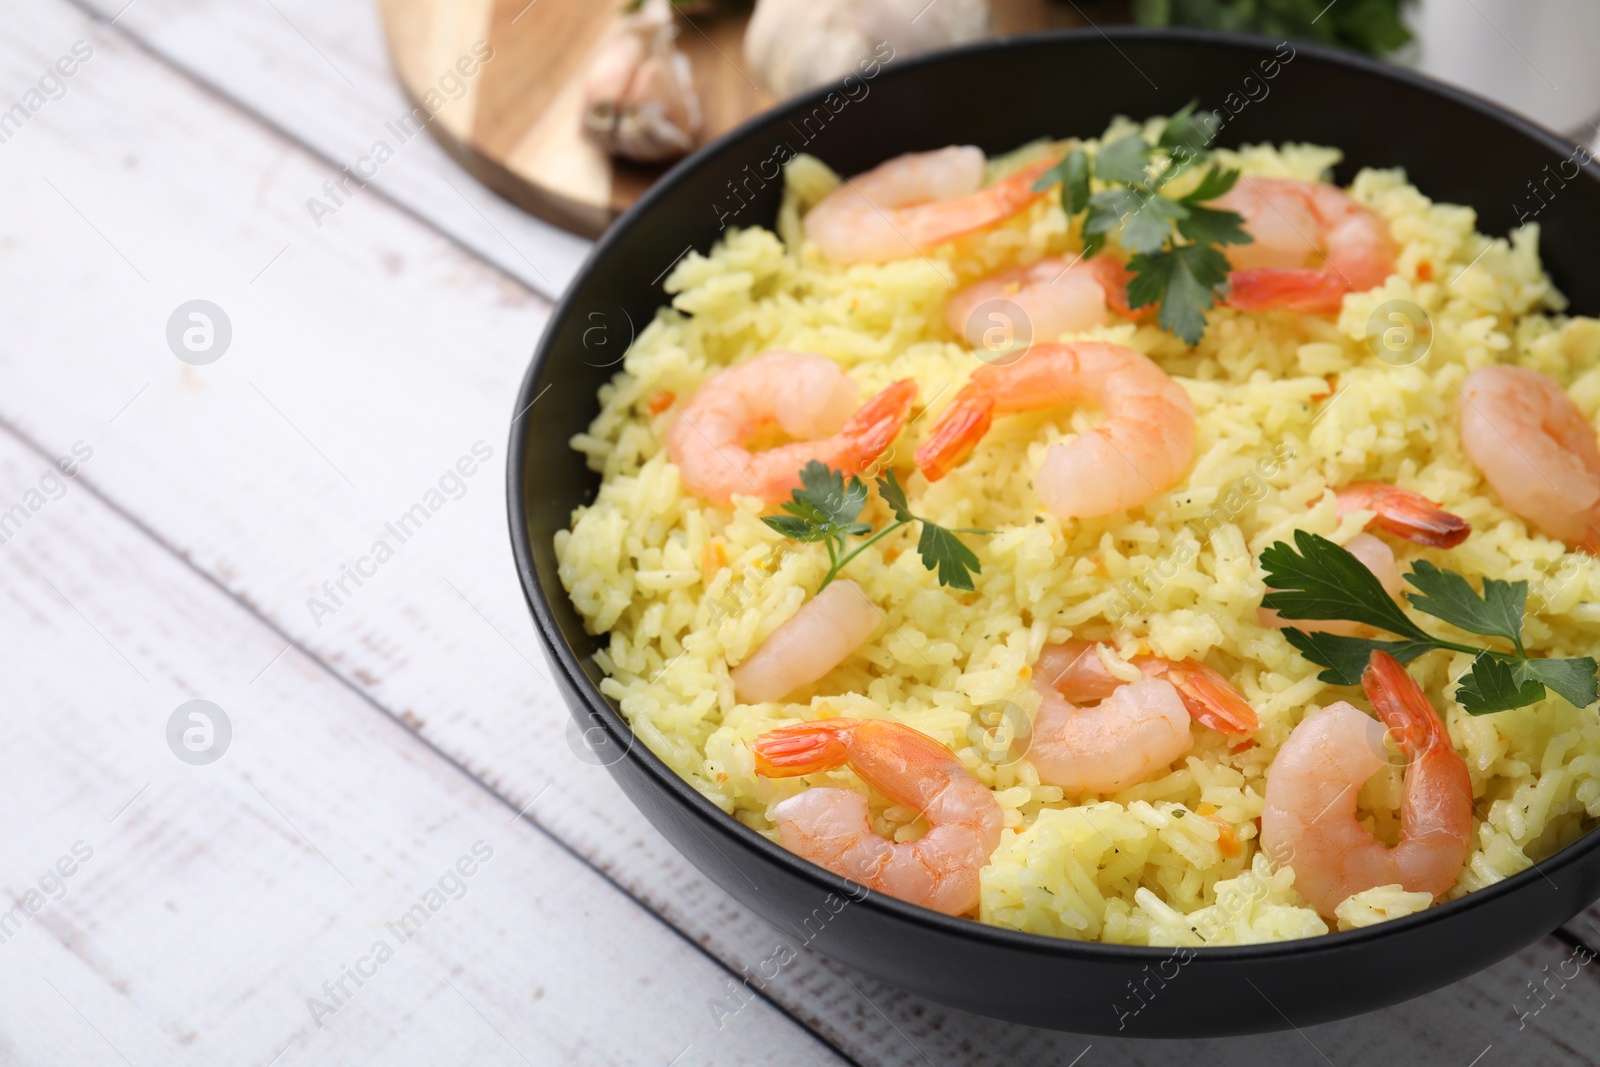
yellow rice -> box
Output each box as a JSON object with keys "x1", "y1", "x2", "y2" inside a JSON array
[{"x1": 555, "y1": 114, "x2": 1600, "y2": 945}]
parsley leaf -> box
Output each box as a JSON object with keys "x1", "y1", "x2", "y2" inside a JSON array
[
  {"x1": 1175, "y1": 203, "x2": 1251, "y2": 248},
  {"x1": 1281, "y1": 630, "x2": 1436, "y2": 686},
  {"x1": 759, "y1": 463, "x2": 986, "y2": 593},
  {"x1": 767, "y1": 460, "x2": 870, "y2": 543},
  {"x1": 761, "y1": 514, "x2": 827, "y2": 542},
  {"x1": 1132, "y1": 0, "x2": 1411, "y2": 58},
  {"x1": 1324, "y1": 0, "x2": 1412, "y2": 55},
  {"x1": 1082, "y1": 188, "x2": 1144, "y2": 259},
  {"x1": 1514, "y1": 658, "x2": 1600, "y2": 710},
  {"x1": 1404, "y1": 560, "x2": 1526, "y2": 653},
  {"x1": 1158, "y1": 99, "x2": 1220, "y2": 158},
  {"x1": 1260, "y1": 530, "x2": 1600, "y2": 715},
  {"x1": 1456, "y1": 655, "x2": 1600, "y2": 716},
  {"x1": 1125, "y1": 242, "x2": 1233, "y2": 345},
  {"x1": 1121, "y1": 192, "x2": 1188, "y2": 255},
  {"x1": 1034, "y1": 147, "x2": 1092, "y2": 216},
  {"x1": 1095, "y1": 134, "x2": 1153, "y2": 186},
  {"x1": 1031, "y1": 103, "x2": 1249, "y2": 345},
  {"x1": 876, "y1": 469, "x2": 984, "y2": 591},
  {"x1": 1261, "y1": 530, "x2": 1432, "y2": 640},
  {"x1": 916, "y1": 522, "x2": 982, "y2": 592},
  {"x1": 1181, "y1": 165, "x2": 1240, "y2": 204},
  {"x1": 875, "y1": 465, "x2": 915, "y2": 523},
  {"x1": 1085, "y1": 188, "x2": 1142, "y2": 233},
  {"x1": 1456, "y1": 653, "x2": 1547, "y2": 715}
]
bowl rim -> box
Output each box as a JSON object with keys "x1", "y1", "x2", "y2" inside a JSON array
[{"x1": 508, "y1": 24, "x2": 1600, "y2": 963}]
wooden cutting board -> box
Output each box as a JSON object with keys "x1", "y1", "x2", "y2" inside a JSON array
[{"x1": 376, "y1": 0, "x2": 1105, "y2": 237}]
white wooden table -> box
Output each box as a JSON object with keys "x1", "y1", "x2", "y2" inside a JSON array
[{"x1": 4, "y1": 2, "x2": 1599, "y2": 1063}]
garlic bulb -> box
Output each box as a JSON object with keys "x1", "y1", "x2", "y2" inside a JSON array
[
  {"x1": 582, "y1": 0, "x2": 703, "y2": 163},
  {"x1": 744, "y1": 0, "x2": 993, "y2": 99}
]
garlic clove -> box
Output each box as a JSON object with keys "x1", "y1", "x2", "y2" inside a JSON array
[
  {"x1": 745, "y1": 0, "x2": 993, "y2": 100},
  {"x1": 582, "y1": 25, "x2": 647, "y2": 112},
  {"x1": 615, "y1": 49, "x2": 701, "y2": 161},
  {"x1": 582, "y1": 0, "x2": 704, "y2": 164}
]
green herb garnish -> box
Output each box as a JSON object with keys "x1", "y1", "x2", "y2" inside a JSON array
[
  {"x1": 1132, "y1": 0, "x2": 1412, "y2": 58},
  {"x1": 763, "y1": 461, "x2": 986, "y2": 592},
  {"x1": 1260, "y1": 530, "x2": 1599, "y2": 714},
  {"x1": 1032, "y1": 101, "x2": 1251, "y2": 345}
]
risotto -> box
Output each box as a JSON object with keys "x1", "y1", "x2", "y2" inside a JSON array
[{"x1": 554, "y1": 114, "x2": 1600, "y2": 946}]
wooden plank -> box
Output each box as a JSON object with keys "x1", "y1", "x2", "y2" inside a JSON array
[
  {"x1": 66, "y1": 0, "x2": 591, "y2": 297},
  {"x1": 7, "y1": 2, "x2": 1600, "y2": 1063},
  {"x1": 0, "y1": 429, "x2": 840, "y2": 1066}
]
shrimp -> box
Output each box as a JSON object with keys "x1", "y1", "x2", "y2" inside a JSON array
[
  {"x1": 1027, "y1": 641, "x2": 1258, "y2": 794},
  {"x1": 1335, "y1": 482, "x2": 1470, "y2": 548},
  {"x1": 732, "y1": 579, "x2": 880, "y2": 703},
  {"x1": 1459, "y1": 365, "x2": 1600, "y2": 552},
  {"x1": 1262, "y1": 651, "x2": 1473, "y2": 919},
  {"x1": 752, "y1": 718, "x2": 1003, "y2": 915},
  {"x1": 665, "y1": 351, "x2": 916, "y2": 505},
  {"x1": 913, "y1": 342, "x2": 1195, "y2": 518},
  {"x1": 804, "y1": 147, "x2": 1054, "y2": 264},
  {"x1": 1212, "y1": 177, "x2": 1396, "y2": 315},
  {"x1": 1260, "y1": 532, "x2": 1402, "y2": 637},
  {"x1": 944, "y1": 256, "x2": 1135, "y2": 350}
]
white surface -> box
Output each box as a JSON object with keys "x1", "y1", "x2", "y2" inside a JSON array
[
  {"x1": 3, "y1": 0, "x2": 1600, "y2": 1064},
  {"x1": 0, "y1": 428, "x2": 832, "y2": 1067},
  {"x1": 68, "y1": 0, "x2": 591, "y2": 298}
]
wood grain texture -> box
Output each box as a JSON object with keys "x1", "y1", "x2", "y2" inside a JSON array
[
  {"x1": 67, "y1": 0, "x2": 591, "y2": 297},
  {"x1": 0, "y1": 411, "x2": 838, "y2": 1066},
  {"x1": 11, "y1": 1, "x2": 1600, "y2": 1064}
]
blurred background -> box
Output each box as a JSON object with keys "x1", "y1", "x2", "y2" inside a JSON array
[{"x1": 394, "y1": 0, "x2": 1600, "y2": 245}]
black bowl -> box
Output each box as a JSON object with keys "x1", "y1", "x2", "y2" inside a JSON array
[{"x1": 509, "y1": 27, "x2": 1600, "y2": 1037}]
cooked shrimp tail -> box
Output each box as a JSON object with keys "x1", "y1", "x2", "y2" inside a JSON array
[
  {"x1": 1335, "y1": 482, "x2": 1471, "y2": 548},
  {"x1": 1158, "y1": 660, "x2": 1259, "y2": 735},
  {"x1": 752, "y1": 719, "x2": 853, "y2": 775},
  {"x1": 837, "y1": 378, "x2": 919, "y2": 470},
  {"x1": 1361, "y1": 651, "x2": 1474, "y2": 897},
  {"x1": 1361, "y1": 648, "x2": 1450, "y2": 761},
  {"x1": 752, "y1": 718, "x2": 1004, "y2": 915},
  {"x1": 908, "y1": 157, "x2": 1055, "y2": 248},
  {"x1": 912, "y1": 385, "x2": 994, "y2": 482}
]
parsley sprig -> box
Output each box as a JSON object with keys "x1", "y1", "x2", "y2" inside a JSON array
[
  {"x1": 1032, "y1": 101, "x2": 1252, "y2": 345},
  {"x1": 763, "y1": 461, "x2": 986, "y2": 592},
  {"x1": 1132, "y1": 0, "x2": 1411, "y2": 59},
  {"x1": 1260, "y1": 531, "x2": 1599, "y2": 715}
]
